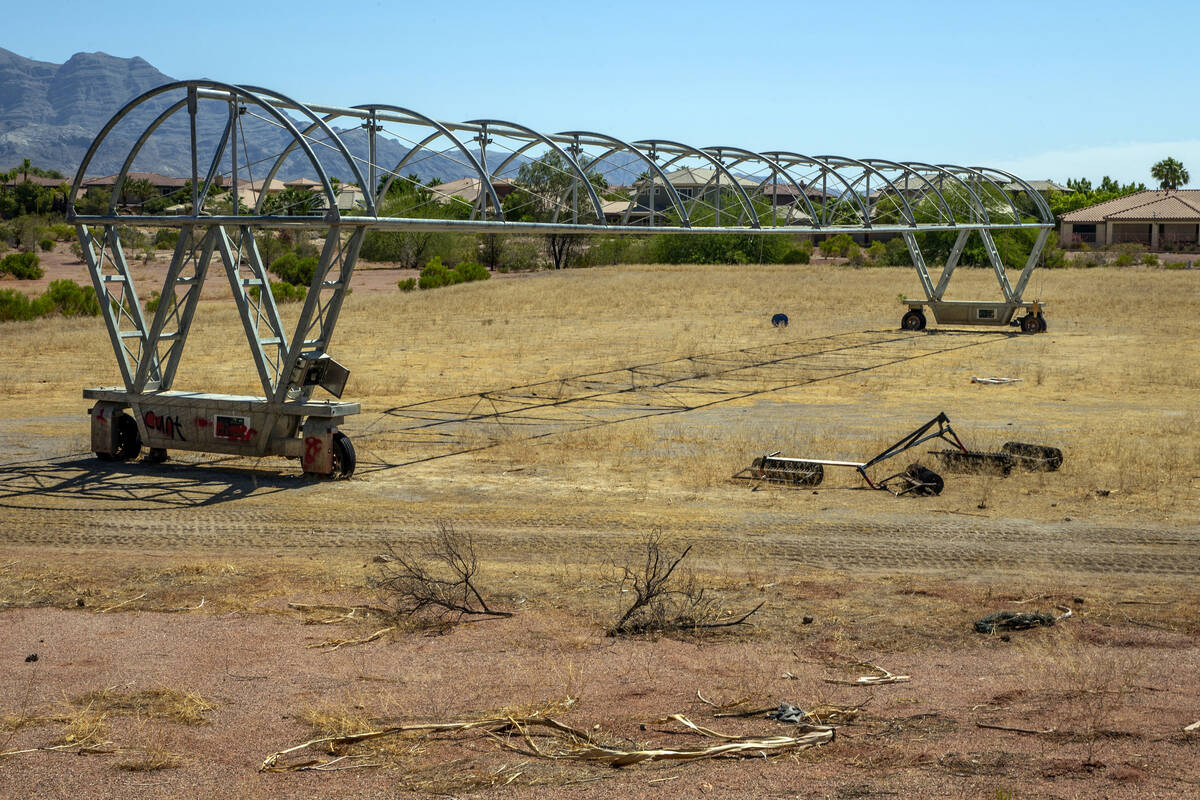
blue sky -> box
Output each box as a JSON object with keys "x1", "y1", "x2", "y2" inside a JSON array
[{"x1": 10, "y1": 0, "x2": 1198, "y2": 185}]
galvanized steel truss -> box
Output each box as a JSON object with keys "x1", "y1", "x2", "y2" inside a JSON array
[{"x1": 70, "y1": 80, "x2": 1053, "y2": 413}]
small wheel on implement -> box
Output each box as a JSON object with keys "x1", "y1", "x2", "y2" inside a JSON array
[
  {"x1": 112, "y1": 412, "x2": 141, "y2": 462},
  {"x1": 904, "y1": 464, "x2": 944, "y2": 496},
  {"x1": 1020, "y1": 314, "x2": 1041, "y2": 334},
  {"x1": 1036, "y1": 314, "x2": 1047, "y2": 333},
  {"x1": 901, "y1": 310, "x2": 927, "y2": 331},
  {"x1": 144, "y1": 447, "x2": 168, "y2": 464},
  {"x1": 330, "y1": 431, "x2": 356, "y2": 479}
]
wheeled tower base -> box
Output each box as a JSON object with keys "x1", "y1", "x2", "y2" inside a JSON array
[
  {"x1": 900, "y1": 299, "x2": 1047, "y2": 333},
  {"x1": 85, "y1": 388, "x2": 360, "y2": 478}
]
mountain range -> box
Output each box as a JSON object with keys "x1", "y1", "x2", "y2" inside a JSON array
[{"x1": 0, "y1": 48, "x2": 647, "y2": 188}]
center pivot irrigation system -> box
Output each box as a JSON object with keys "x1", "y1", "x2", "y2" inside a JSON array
[{"x1": 69, "y1": 80, "x2": 1055, "y2": 477}]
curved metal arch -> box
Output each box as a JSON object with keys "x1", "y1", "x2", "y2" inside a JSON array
[
  {"x1": 238, "y1": 84, "x2": 364, "y2": 216},
  {"x1": 815, "y1": 155, "x2": 918, "y2": 227},
  {"x1": 971, "y1": 166, "x2": 1054, "y2": 224},
  {"x1": 363, "y1": 104, "x2": 501, "y2": 219},
  {"x1": 899, "y1": 162, "x2": 991, "y2": 225},
  {"x1": 763, "y1": 152, "x2": 871, "y2": 227},
  {"x1": 555, "y1": 130, "x2": 691, "y2": 226},
  {"x1": 107, "y1": 97, "x2": 190, "y2": 215},
  {"x1": 937, "y1": 164, "x2": 1024, "y2": 224},
  {"x1": 702, "y1": 146, "x2": 822, "y2": 228},
  {"x1": 466, "y1": 119, "x2": 606, "y2": 224},
  {"x1": 635, "y1": 139, "x2": 761, "y2": 228},
  {"x1": 71, "y1": 80, "x2": 339, "y2": 224},
  {"x1": 859, "y1": 158, "x2": 956, "y2": 224}
]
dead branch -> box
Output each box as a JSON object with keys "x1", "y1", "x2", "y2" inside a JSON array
[
  {"x1": 608, "y1": 532, "x2": 759, "y2": 637},
  {"x1": 96, "y1": 593, "x2": 146, "y2": 614},
  {"x1": 308, "y1": 626, "x2": 397, "y2": 651},
  {"x1": 1184, "y1": 720, "x2": 1199, "y2": 732},
  {"x1": 261, "y1": 710, "x2": 833, "y2": 772},
  {"x1": 824, "y1": 662, "x2": 910, "y2": 686},
  {"x1": 976, "y1": 722, "x2": 1057, "y2": 735},
  {"x1": 371, "y1": 522, "x2": 512, "y2": 623}
]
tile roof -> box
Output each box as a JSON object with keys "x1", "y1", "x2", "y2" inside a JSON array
[{"x1": 1061, "y1": 190, "x2": 1200, "y2": 222}]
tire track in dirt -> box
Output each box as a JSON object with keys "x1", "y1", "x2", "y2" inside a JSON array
[{"x1": 5, "y1": 500, "x2": 1198, "y2": 578}]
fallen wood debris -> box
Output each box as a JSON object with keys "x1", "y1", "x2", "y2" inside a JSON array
[
  {"x1": 307, "y1": 625, "x2": 397, "y2": 651},
  {"x1": 976, "y1": 722, "x2": 1057, "y2": 736},
  {"x1": 260, "y1": 709, "x2": 833, "y2": 773},
  {"x1": 972, "y1": 376, "x2": 1022, "y2": 385},
  {"x1": 824, "y1": 662, "x2": 910, "y2": 686},
  {"x1": 974, "y1": 606, "x2": 1072, "y2": 634},
  {"x1": 767, "y1": 700, "x2": 868, "y2": 726},
  {"x1": 1185, "y1": 720, "x2": 1200, "y2": 733}
]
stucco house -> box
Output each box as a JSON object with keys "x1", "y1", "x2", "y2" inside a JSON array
[{"x1": 1060, "y1": 190, "x2": 1200, "y2": 249}]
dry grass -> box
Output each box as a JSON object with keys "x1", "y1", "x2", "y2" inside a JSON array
[{"x1": 70, "y1": 687, "x2": 213, "y2": 726}]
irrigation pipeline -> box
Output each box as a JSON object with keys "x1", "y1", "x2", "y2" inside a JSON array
[{"x1": 350, "y1": 328, "x2": 1015, "y2": 472}]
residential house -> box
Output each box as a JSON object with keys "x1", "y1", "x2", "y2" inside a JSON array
[{"x1": 1060, "y1": 190, "x2": 1200, "y2": 249}]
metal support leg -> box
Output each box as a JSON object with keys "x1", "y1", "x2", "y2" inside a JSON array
[
  {"x1": 134, "y1": 225, "x2": 216, "y2": 392},
  {"x1": 933, "y1": 229, "x2": 971, "y2": 300},
  {"x1": 273, "y1": 226, "x2": 365, "y2": 404},
  {"x1": 1011, "y1": 228, "x2": 1051, "y2": 302},
  {"x1": 902, "y1": 231, "x2": 936, "y2": 300},
  {"x1": 78, "y1": 224, "x2": 151, "y2": 391},
  {"x1": 978, "y1": 229, "x2": 1016, "y2": 303}
]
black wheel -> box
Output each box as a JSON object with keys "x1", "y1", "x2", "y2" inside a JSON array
[
  {"x1": 330, "y1": 432, "x2": 356, "y2": 479},
  {"x1": 1020, "y1": 315, "x2": 1040, "y2": 334},
  {"x1": 1002, "y1": 441, "x2": 1063, "y2": 472},
  {"x1": 904, "y1": 464, "x2": 944, "y2": 496},
  {"x1": 144, "y1": 447, "x2": 168, "y2": 464},
  {"x1": 901, "y1": 310, "x2": 926, "y2": 331},
  {"x1": 112, "y1": 413, "x2": 141, "y2": 462},
  {"x1": 1036, "y1": 314, "x2": 1047, "y2": 333}
]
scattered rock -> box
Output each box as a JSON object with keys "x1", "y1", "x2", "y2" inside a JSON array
[
  {"x1": 372, "y1": 554, "x2": 394, "y2": 564},
  {"x1": 802, "y1": 616, "x2": 814, "y2": 625},
  {"x1": 75, "y1": 597, "x2": 85, "y2": 607},
  {"x1": 25, "y1": 653, "x2": 37, "y2": 662}
]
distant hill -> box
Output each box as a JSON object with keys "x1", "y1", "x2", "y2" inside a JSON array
[
  {"x1": 0, "y1": 48, "x2": 486, "y2": 185},
  {"x1": 0, "y1": 48, "x2": 652, "y2": 189}
]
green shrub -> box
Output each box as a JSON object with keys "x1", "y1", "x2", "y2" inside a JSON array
[
  {"x1": 153, "y1": 229, "x2": 180, "y2": 250},
  {"x1": 0, "y1": 251, "x2": 43, "y2": 279},
  {"x1": 39, "y1": 238, "x2": 54, "y2": 252},
  {"x1": 817, "y1": 233, "x2": 857, "y2": 258},
  {"x1": 145, "y1": 291, "x2": 161, "y2": 313},
  {"x1": 867, "y1": 241, "x2": 887, "y2": 263},
  {"x1": 647, "y1": 233, "x2": 787, "y2": 264},
  {"x1": 418, "y1": 256, "x2": 460, "y2": 289},
  {"x1": 38, "y1": 280, "x2": 100, "y2": 317},
  {"x1": 268, "y1": 252, "x2": 318, "y2": 286},
  {"x1": 454, "y1": 261, "x2": 490, "y2": 282},
  {"x1": 47, "y1": 223, "x2": 74, "y2": 241},
  {"x1": 1141, "y1": 253, "x2": 1159, "y2": 266},
  {"x1": 0, "y1": 289, "x2": 38, "y2": 321},
  {"x1": 397, "y1": 277, "x2": 417, "y2": 292},
  {"x1": 249, "y1": 280, "x2": 307, "y2": 303},
  {"x1": 116, "y1": 225, "x2": 148, "y2": 251},
  {"x1": 1113, "y1": 252, "x2": 1134, "y2": 267},
  {"x1": 880, "y1": 237, "x2": 912, "y2": 266},
  {"x1": 780, "y1": 246, "x2": 811, "y2": 264}
]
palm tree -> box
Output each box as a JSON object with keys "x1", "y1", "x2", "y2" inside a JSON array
[{"x1": 1151, "y1": 157, "x2": 1189, "y2": 190}]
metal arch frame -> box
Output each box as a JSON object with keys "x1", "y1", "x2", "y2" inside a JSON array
[
  {"x1": 555, "y1": 130, "x2": 691, "y2": 227},
  {"x1": 705, "y1": 147, "x2": 822, "y2": 228},
  {"x1": 466, "y1": 119, "x2": 607, "y2": 224},
  {"x1": 859, "y1": 158, "x2": 956, "y2": 225},
  {"x1": 634, "y1": 139, "x2": 762, "y2": 228},
  {"x1": 365, "y1": 105, "x2": 501, "y2": 218},
  {"x1": 762, "y1": 152, "x2": 871, "y2": 227},
  {"x1": 815, "y1": 155, "x2": 919, "y2": 228},
  {"x1": 69, "y1": 80, "x2": 1056, "y2": 475}
]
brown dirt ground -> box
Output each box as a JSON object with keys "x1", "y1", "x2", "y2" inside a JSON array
[{"x1": 1, "y1": 250, "x2": 1198, "y2": 797}]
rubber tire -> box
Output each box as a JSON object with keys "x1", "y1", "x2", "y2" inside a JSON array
[
  {"x1": 112, "y1": 413, "x2": 141, "y2": 462},
  {"x1": 1036, "y1": 314, "x2": 1047, "y2": 333},
  {"x1": 330, "y1": 431, "x2": 356, "y2": 479},
  {"x1": 144, "y1": 447, "x2": 168, "y2": 464},
  {"x1": 905, "y1": 464, "x2": 944, "y2": 496},
  {"x1": 901, "y1": 310, "x2": 927, "y2": 331},
  {"x1": 1020, "y1": 315, "x2": 1041, "y2": 334}
]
